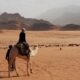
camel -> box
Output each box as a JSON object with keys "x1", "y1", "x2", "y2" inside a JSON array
[{"x1": 7, "y1": 45, "x2": 38, "y2": 77}]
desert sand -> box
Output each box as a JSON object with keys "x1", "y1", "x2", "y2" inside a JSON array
[{"x1": 0, "y1": 30, "x2": 80, "y2": 80}]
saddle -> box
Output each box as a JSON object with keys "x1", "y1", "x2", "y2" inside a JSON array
[{"x1": 15, "y1": 42, "x2": 30, "y2": 56}]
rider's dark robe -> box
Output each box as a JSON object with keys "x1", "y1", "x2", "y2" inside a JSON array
[{"x1": 17, "y1": 31, "x2": 26, "y2": 44}]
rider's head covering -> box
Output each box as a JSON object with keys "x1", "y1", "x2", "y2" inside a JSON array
[{"x1": 22, "y1": 28, "x2": 26, "y2": 32}]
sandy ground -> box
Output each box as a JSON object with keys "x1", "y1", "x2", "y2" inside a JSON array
[{"x1": 0, "y1": 30, "x2": 80, "y2": 80}]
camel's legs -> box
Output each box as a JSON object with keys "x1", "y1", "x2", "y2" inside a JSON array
[
  {"x1": 15, "y1": 67, "x2": 19, "y2": 77},
  {"x1": 13, "y1": 60, "x2": 19, "y2": 77},
  {"x1": 27, "y1": 60, "x2": 30, "y2": 76},
  {"x1": 29, "y1": 62, "x2": 32, "y2": 73},
  {"x1": 30, "y1": 64, "x2": 32, "y2": 73},
  {"x1": 26, "y1": 56, "x2": 33, "y2": 76},
  {"x1": 8, "y1": 63, "x2": 10, "y2": 77}
]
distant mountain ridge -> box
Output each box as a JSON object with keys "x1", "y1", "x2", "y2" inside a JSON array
[
  {"x1": 38, "y1": 5, "x2": 80, "y2": 25},
  {"x1": 1, "y1": 12, "x2": 80, "y2": 31},
  {"x1": 0, "y1": 12, "x2": 54, "y2": 30},
  {"x1": 61, "y1": 24, "x2": 80, "y2": 31}
]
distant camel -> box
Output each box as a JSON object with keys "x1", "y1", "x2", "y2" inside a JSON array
[{"x1": 8, "y1": 45, "x2": 38, "y2": 77}]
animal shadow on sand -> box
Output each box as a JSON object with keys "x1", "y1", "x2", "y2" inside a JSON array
[{"x1": 0, "y1": 70, "x2": 27, "y2": 78}]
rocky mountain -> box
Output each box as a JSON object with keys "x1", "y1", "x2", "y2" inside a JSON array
[
  {"x1": 61, "y1": 24, "x2": 80, "y2": 31},
  {"x1": 0, "y1": 12, "x2": 54, "y2": 30},
  {"x1": 38, "y1": 5, "x2": 80, "y2": 26}
]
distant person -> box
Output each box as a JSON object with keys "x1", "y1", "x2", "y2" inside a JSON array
[
  {"x1": 6, "y1": 45, "x2": 14, "y2": 71},
  {"x1": 60, "y1": 47, "x2": 62, "y2": 51},
  {"x1": 6, "y1": 45, "x2": 12, "y2": 62}
]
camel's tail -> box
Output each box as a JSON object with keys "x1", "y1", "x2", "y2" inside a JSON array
[{"x1": 30, "y1": 46, "x2": 39, "y2": 56}]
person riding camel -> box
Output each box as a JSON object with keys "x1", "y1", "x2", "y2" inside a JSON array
[
  {"x1": 17, "y1": 28, "x2": 26, "y2": 44},
  {"x1": 17, "y1": 28, "x2": 30, "y2": 55}
]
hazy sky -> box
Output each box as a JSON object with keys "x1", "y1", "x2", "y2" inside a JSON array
[{"x1": 0, "y1": 0, "x2": 80, "y2": 18}]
